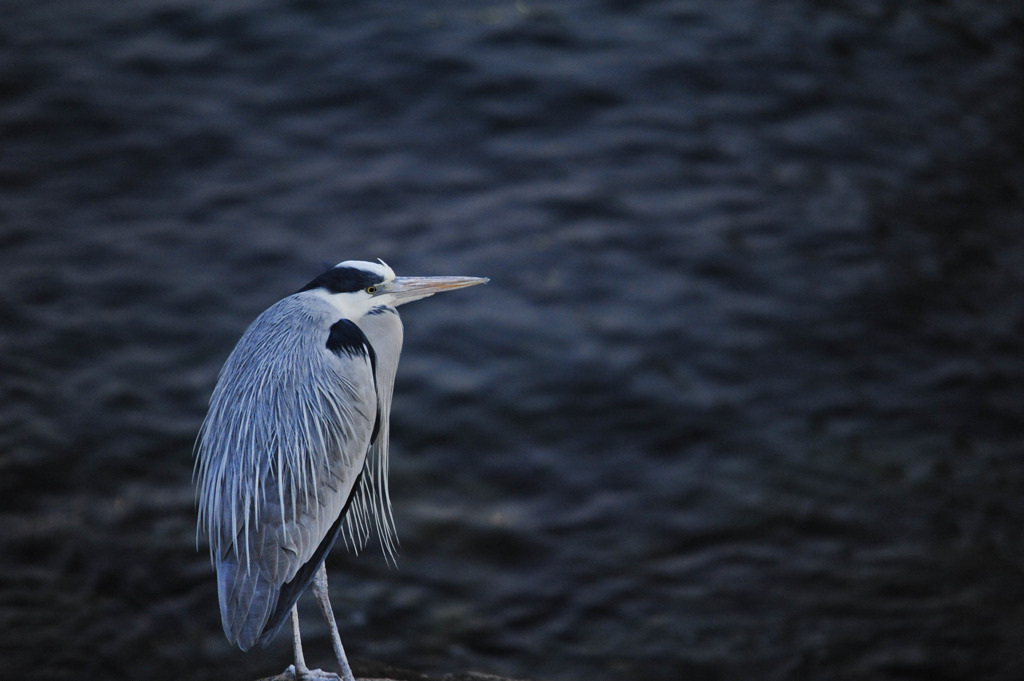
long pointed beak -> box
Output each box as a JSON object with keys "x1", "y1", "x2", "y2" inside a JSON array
[{"x1": 387, "y1": 275, "x2": 489, "y2": 306}]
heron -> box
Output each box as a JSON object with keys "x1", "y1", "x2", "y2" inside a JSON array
[{"x1": 194, "y1": 259, "x2": 487, "y2": 681}]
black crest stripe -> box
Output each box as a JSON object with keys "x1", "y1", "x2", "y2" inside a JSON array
[{"x1": 299, "y1": 267, "x2": 383, "y2": 294}]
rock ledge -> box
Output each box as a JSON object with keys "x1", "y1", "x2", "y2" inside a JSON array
[{"x1": 256, "y1": 661, "x2": 537, "y2": 681}]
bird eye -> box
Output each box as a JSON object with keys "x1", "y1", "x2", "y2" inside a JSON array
[{"x1": 365, "y1": 286, "x2": 377, "y2": 294}]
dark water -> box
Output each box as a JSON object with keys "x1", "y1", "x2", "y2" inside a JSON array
[{"x1": 2, "y1": 1, "x2": 1023, "y2": 680}]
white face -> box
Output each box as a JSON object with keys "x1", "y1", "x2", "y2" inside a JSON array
[{"x1": 306, "y1": 260, "x2": 395, "y2": 320}]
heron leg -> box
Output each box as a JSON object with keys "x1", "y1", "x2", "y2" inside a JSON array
[
  {"x1": 312, "y1": 562, "x2": 356, "y2": 681},
  {"x1": 291, "y1": 606, "x2": 309, "y2": 676}
]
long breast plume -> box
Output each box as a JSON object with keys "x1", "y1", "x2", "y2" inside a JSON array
[{"x1": 194, "y1": 294, "x2": 385, "y2": 574}]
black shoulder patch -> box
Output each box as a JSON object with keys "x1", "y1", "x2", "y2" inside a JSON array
[
  {"x1": 326, "y1": 319, "x2": 378, "y2": 378},
  {"x1": 326, "y1": 320, "x2": 381, "y2": 443},
  {"x1": 326, "y1": 319, "x2": 368, "y2": 356},
  {"x1": 299, "y1": 267, "x2": 384, "y2": 294}
]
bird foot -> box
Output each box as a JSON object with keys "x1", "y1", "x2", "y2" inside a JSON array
[{"x1": 282, "y1": 664, "x2": 344, "y2": 681}]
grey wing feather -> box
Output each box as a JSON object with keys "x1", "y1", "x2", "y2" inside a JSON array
[{"x1": 194, "y1": 294, "x2": 378, "y2": 649}]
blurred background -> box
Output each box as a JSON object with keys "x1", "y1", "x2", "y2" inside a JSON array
[{"x1": 1, "y1": 1, "x2": 1023, "y2": 680}]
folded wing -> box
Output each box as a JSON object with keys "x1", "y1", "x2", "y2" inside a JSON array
[{"x1": 195, "y1": 295, "x2": 379, "y2": 650}]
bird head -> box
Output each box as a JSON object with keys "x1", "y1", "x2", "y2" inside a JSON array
[{"x1": 299, "y1": 259, "x2": 488, "y2": 319}]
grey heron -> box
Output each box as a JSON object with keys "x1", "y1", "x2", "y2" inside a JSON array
[{"x1": 194, "y1": 259, "x2": 487, "y2": 681}]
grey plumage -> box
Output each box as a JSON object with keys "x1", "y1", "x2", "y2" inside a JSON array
[{"x1": 193, "y1": 259, "x2": 486, "y2": 679}]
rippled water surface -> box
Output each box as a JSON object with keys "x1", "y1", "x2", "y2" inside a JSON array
[{"x1": 2, "y1": 2, "x2": 1023, "y2": 680}]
